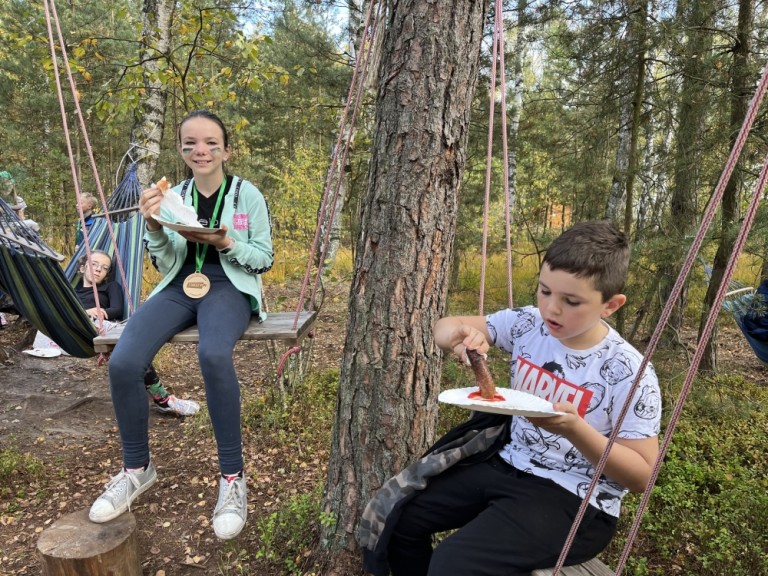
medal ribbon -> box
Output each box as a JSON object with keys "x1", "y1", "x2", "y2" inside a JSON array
[{"x1": 191, "y1": 179, "x2": 227, "y2": 273}]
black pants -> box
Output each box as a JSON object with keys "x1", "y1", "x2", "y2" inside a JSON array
[{"x1": 387, "y1": 455, "x2": 617, "y2": 576}]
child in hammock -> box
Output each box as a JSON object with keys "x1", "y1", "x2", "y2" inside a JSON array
[
  {"x1": 380, "y1": 220, "x2": 662, "y2": 576},
  {"x1": 31, "y1": 250, "x2": 200, "y2": 417}
]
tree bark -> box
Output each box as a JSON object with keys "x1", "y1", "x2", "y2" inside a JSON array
[{"x1": 321, "y1": 0, "x2": 491, "y2": 556}]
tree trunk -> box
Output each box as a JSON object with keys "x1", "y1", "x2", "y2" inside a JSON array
[
  {"x1": 608, "y1": 0, "x2": 648, "y2": 334},
  {"x1": 321, "y1": 0, "x2": 491, "y2": 557},
  {"x1": 657, "y1": 0, "x2": 715, "y2": 338},
  {"x1": 129, "y1": 0, "x2": 175, "y2": 189},
  {"x1": 697, "y1": 0, "x2": 753, "y2": 372}
]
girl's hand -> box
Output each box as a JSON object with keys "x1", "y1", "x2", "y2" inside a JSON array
[
  {"x1": 85, "y1": 307, "x2": 108, "y2": 322},
  {"x1": 179, "y1": 225, "x2": 231, "y2": 250},
  {"x1": 139, "y1": 186, "x2": 163, "y2": 231}
]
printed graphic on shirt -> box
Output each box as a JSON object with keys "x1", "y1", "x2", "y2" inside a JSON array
[
  {"x1": 233, "y1": 213, "x2": 248, "y2": 230},
  {"x1": 513, "y1": 357, "x2": 593, "y2": 417}
]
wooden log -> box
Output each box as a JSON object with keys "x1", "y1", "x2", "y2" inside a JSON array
[
  {"x1": 532, "y1": 558, "x2": 615, "y2": 576},
  {"x1": 37, "y1": 509, "x2": 141, "y2": 576}
]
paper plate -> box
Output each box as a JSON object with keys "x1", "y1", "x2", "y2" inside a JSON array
[
  {"x1": 438, "y1": 387, "x2": 565, "y2": 418},
  {"x1": 153, "y1": 216, "x2": 221, "y2": 234},
  {"x1": 23, "y1": 348, "x2": 62, "y2": 358}
]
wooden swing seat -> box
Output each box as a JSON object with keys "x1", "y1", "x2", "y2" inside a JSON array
[
  {"x1": 532, "y1": 557, "x2": 614, "y2": 576},
  {"x1": 93, "y1": 310, "x2": 316, "y2": 353}
]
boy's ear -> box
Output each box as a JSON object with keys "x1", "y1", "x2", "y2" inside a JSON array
[{"x1": 601, "y1": 293, "x2": 626, "y2": 318}]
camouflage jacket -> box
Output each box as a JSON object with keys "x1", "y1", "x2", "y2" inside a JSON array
[{"x1": 360, "y1": 411, "x2": 511, "y2": 576}]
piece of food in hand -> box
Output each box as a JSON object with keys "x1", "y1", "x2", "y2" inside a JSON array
[
  {"x1": 156, "y1": 176, "x2": 171, "y2": 194},
  {"x1": 466, "y1": 349, "x2": 505, "y2": 402},
  {"x1": 155, "y1": 177, "x2": 201, "y2": 226}
]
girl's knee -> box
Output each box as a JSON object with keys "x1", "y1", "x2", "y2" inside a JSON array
[{"x1": 197, "y1": 345, "x2": 234, "y2": 372}]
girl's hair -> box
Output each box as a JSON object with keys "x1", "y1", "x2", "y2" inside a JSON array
[
  {"x1": 78, "y1": 250, "x2": 113, "y2": 274},
  {"x1": 177, "y1": 109, "x2": 230, "y2": 148}
]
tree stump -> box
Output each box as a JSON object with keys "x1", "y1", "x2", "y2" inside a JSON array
[{"x1": 37, "y1": 509, "x2": 142, "y2": 576}]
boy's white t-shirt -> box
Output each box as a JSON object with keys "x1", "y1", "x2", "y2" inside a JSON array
[{"x1": 488, "y1": 306, "x2": 661, "y2": 518}]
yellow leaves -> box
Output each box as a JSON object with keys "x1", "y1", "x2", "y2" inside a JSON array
[{"x1": 234, "y1": 118, "x2": 250, "y2": 132}]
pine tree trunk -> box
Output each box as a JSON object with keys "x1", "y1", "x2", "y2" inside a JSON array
[{"x1": 321, "y1": 0, "x2": 491, "y2": 556}]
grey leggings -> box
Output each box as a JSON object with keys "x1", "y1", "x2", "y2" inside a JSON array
[{"x1": 108, "y1": 265, "x2": 251, "y2": 474}]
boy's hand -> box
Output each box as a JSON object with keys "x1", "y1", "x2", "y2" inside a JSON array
[
  {"x1": 453, "y1": 325, "x2": 490, "y2": 364},
  {"x1": 526, "y1": 402, "x2": 581, "y2": 433}
]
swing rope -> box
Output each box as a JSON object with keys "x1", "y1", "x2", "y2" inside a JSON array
[
  {"x1": 552, "y1": 58, "x2": 768, "y2": 576},
  {"x1": 480, "y1": 0, "x2": 514, "y2": 315},
  {"x1": 276, "y1": 0, "x2": 385, "y2": 375},
  {"x1": 43, "y1": 0, "x2": 136, "y2": 334}
]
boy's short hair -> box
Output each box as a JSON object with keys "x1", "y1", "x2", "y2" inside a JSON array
[{"x1": 542, "y1": 220, "x2": 629, "y2": 301}]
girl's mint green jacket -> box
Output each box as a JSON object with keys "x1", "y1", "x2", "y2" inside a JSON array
[{"x1": 144, "y1": 175, "x2": 273, "y2": 317}]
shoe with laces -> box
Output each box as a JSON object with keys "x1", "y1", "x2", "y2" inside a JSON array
[
  {"x1": 154, "y1": 395, "x2": 200, "y2": 417},
  {"x1": 89, "y1": 461, "x2": 157, "y2": 523},
  {"x1": 212, "y1": 474, "x2": 247, "y2": 539}
]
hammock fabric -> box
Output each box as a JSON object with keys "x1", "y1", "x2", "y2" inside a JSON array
[
  {"x1": 0, "y1": 162, "x2": 146, "y2": 357},
  {"x1": 702, "y1": 261, "x2": 768, "y2": 366},
  {"x1": 63, "y1": 162, "x2": 145, "y2": 317},
  {"x1": 724, "y1": 283, "x2": 768, "y2": 366},
  {"x1": 0, "y1": 198, "x2": 97, "y2": 357}
]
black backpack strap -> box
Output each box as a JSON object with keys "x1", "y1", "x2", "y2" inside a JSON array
[{"x1": 178, "y1": 178, "x2": 193, "y2": 200}]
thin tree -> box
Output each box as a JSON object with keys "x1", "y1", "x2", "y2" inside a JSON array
[
  {"x1": 657, "y1": 0, "x2": 716, "y2": 339},
  {"x1": 697, "y1": 0, "x2": 754, "y2": 372},
  {"x1": 320, "y1": 0, "x2": 492, "y2": 566}
]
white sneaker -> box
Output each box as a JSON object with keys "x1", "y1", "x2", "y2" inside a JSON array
[
  {"x1": 89, "y1": 461, "x2": 157, "y2": 523},
  {"x1": 155, "y1": 395, "x2": 200, "y2": 417},
  {"x1": 212, "y1": 474, "x2": 247, "y2": 539}
]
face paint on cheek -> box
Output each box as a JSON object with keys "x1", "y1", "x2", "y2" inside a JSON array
[
  {"x1": 209, "y1": 147, "x2": 222, "y2": 154},
  {"x1": 181, "y1": 147, "x2": 194, "y2": 155}
]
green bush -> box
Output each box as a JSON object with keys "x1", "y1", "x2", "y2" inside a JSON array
[
  {"x1": 255, "y1": 484, "x2": 333, "y2": 575},
  {"x1": 605, "y1": 376, "x2": 768, "y2": 575}
]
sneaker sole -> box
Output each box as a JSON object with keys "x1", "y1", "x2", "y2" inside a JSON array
[{"x1": 88, "y1": 470, "x2": 158, "y2": 523}]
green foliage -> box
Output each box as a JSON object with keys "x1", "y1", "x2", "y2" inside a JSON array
[
  {"x1": 603, "y1": 375, "x2": 768, "y2": 575},
  {"x1": 254, "y1": 484, "x2": 333, "y2": 574},
  {"x1": 243, "y1": 368, "x2": 338, "y2": 439},
  {"x1": 0, "y1": 442, "x2": 45, "y2": 501}
]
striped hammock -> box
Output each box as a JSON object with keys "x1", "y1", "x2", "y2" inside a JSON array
[
  {"x1": 64, "y1": 162, "x2": 145, "y2": 317},
  {"x1": 0, "y1": 163, "x2": 145, "y2": 357}
]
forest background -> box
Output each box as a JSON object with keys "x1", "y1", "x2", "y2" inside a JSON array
[{"x1": 0, "y1": 0, "x2": 767, "y2": 575}]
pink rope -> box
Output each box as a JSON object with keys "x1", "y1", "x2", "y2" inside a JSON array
[
  {"x1": 480, "y1": 0, "x2": 515, "y2": 314},
  {"x1": 291, "y1": 0, "x2": 383, "y2": 330},
  {"x1": 496, "y1": 1, "x2": 514, "y2": 309},
  {"x1": 479, "y1": 1, "x2": 501, "y2": 315},
  {"x1": 276, "y1": 344, "x2": 305, "y2": 379},
  {"x1": 551, "y1": 60, "x2": 768, "y2": 575},
  {"x1": 43, "y1": 0, "x2": 135, "y2": 327}
]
